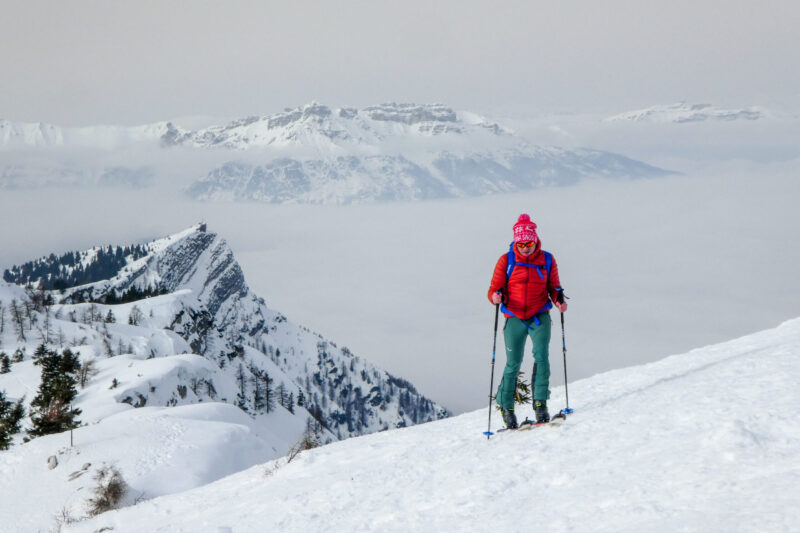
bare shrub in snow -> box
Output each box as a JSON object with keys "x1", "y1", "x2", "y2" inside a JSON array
[
  {"x1": 287, "y1": 430, "x2": 319, "y2": 463},
  {"x1": 77, "y1": 359, "x2": 99, "y2": 389},
  {"x1": 265, "y1": 430, "x2": 320, "y2": 477},
  {"x1": 52, "y1": 505, "x2": 78, "y2": 532},
  {"x1": 86, "y1": 465, "x2": 128, "y2": 516}
]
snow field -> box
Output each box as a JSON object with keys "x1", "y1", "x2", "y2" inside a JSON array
[
  {"x1": 0, "y1": 400, "x2": 306, "y2": 532},
  {"x1": 62, "y1": 318, "x2": 800, "y2": 533}
]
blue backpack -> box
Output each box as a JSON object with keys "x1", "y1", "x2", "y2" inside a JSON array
[{"x1": 501, "y1": 242, "x2": 555, "y2": 326}]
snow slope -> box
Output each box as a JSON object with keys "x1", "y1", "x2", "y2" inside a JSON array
[{"x1": 60, "y1": 318, "x2": 800, "y2": 533}]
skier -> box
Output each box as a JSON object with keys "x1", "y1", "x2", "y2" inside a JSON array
[{"x1": 488, "y1": 214, "x2": 567, "y2": 429}]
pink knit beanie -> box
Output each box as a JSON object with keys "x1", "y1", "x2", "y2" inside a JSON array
[{"x1": 513, "y1": 214, "x2": 538, "y2": 243}]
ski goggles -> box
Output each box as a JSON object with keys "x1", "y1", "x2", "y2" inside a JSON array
[{"x1": 516, "y1": 241, "x2": 535, "y2": 248}]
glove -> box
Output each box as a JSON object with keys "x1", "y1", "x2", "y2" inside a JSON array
[
  {"x1": 491, "y1": 292, "x2": 503, "y2": 305},
  {"x1": 555, "y1": 289, "x2": 566, "y2": 304},
  {"x1": 554, "y1": 288, "x2": 567, "y2": 312}
]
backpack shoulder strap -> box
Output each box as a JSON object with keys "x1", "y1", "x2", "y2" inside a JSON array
[
  {"x1": 507, "y1": 246, "x2": 552, "y2": 280},
  {"x1": 505, "y1": 242, "x2": 516, "y2": 281}
]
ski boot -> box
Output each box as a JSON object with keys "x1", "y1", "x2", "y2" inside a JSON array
[
  {"x1": 534, "y1": 400, "x2": 550, "y2": 424},
  {"x1": 501, "y1": 407, "x2": 518, "y2": 430}
]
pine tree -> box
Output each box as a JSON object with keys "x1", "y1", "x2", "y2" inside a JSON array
[
  {"x1": 105, "y1": 310, "x2": 116, "y2": 324},
  {"x1": 9, "y1": 299, "x2": 26, "y2": 342},
  {"x1": 297, "y1": 388, "x2": 305, "y2": 408},
  {"x1": 28, "y1": 347, "x2": 82, "y2": 437},
  {"x1": 263, "y1": 371, "x2": 275, "y2": 413},
  {"x1": 277, "y1": 382, "x2": 287, "y2": 410},
  {"x1": 0, "y1": 390, "x2": 26, "y2": 450},
  {"x1": 235, "y1": 363, "x2": 249, "y2": 412},
  {"x1": 513, "y1": 371, "x2": 532, "y2": 406},
  {"x1": 0, "y1": 353, "x2": 10, "y2": 374},
  {"x1": 251, "y1": 373, "x2": 266, "y2": 411},
  {"x1": 32, "y1": 342, "x2": 49, "y2": 363}
]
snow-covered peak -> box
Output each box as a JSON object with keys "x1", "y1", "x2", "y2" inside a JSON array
[
  {"x1": 1, "y1": 103, "x2": 507, "y2": 152},
  {"x1": 140, "y1": 224, "x2": 207, "y2": 255},
  {"x1": 1, "y1": 223, "x2": 446, "y2": 446},
  {"x1": 1, "y1": 224, "x2": 449, "y2": 530},
  {"x1": 161, "y1": 102, "x2": 508, "y2": 152},
  {"x1": 604, "y1": 102, "x2": 766, "y2": 123}
]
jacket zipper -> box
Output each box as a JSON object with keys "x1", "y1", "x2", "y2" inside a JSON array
[{"x1": 524, "y1": 263, "x2": 530, "y2": 318}]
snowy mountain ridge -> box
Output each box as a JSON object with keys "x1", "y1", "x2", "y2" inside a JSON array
[
  {"x1": 161, "y1": 102, "x2": 509, "y2": 152},
  {"x1": 604, "y1": 102, "x2": 766, "y2": 123},
  {"x1": 2, "y1": 224, "x2": 447, "y2": 435},
  {"x1": 45, "y1": 317, "x2": 800, "y2": 532},
  {"x1": 1, "y1": 103, "x2": 674, "y2": 202},
  {"x1": 173, "y1": 103, "x2": 673, "y2": 204},
  {"x1": 0, "y1": 103, "x2": 504, "y2": 151}
]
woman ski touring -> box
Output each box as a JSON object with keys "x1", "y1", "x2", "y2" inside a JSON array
[{"x1": 487, "y1": 213, "x2": 567, "y2": 429}]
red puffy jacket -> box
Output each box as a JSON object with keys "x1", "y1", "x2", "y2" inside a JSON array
[{"x1": 487, "y1": 242, "x2": 563, "y2": 320}]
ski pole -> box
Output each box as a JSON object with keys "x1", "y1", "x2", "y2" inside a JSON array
[
  {"x1": 484, "y1": 297, "x2": 501, "y2": 438},
  {"x1": 560, "y1": 312, "x2": 573, "y2": 415}
]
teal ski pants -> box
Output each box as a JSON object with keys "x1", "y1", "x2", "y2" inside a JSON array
[{"x1": 496, "y1": 312, "x2": 551, "y2": 410}]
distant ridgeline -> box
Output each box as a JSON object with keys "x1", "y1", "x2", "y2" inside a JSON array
[{"x1": 3, "y1": 245, "x2": 151, "y2": 292}]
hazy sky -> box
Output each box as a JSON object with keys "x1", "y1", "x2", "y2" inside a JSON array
[{"x1": 3, "y1": 0, "x2": 799, "y2": 125}]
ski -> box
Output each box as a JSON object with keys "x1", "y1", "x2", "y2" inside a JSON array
[
  {"x1": 518, "y1": 413, "x2": 566, "y2": 431},
  {"x1": 494, "y1": 412, "x2": 567, "y2": 433}
]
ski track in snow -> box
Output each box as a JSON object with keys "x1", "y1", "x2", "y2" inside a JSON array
[{"x1": 60, "y1": 319, "x2": 800, "y2": 533}]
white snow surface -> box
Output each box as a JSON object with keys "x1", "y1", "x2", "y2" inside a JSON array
[
  {"x1": 0, "y1": 350, "x2": 306, "y2": 533},
  {"x1": 48, "y1": 318, "x2": 800, "y2": 533}
]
